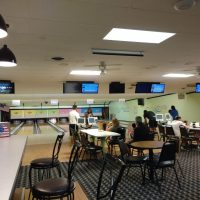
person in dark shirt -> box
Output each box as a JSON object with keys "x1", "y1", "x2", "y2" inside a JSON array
[
  {"x1": 169, "y1": 105, "x2": 179, "y2": 120},
  {"x1": 128, "y1": 116, "x2": 150, "y2": 144},
  {"x1": 143, "y1": 110, "x2": 157, "y2": 131}
]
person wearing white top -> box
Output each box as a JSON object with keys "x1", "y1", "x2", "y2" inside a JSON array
[
  {"x1": 169, "y1": 116, "x2": 187, "y2": 138},
  {"x1": 69, "y1": 105, "x2": 80, "y2": 136}
]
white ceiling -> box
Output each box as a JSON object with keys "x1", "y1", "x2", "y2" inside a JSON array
[{"x1": 0, "y1": 0, "x2": 200, "y2": 104}]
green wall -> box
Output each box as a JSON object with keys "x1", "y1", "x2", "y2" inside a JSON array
[{"x1": 109, "y1": 93, "x2": 200, "y2": 122}]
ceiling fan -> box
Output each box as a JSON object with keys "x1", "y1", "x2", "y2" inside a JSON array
[{"x1": 84, "y1": 61, "x2": 121, "y2": 76}]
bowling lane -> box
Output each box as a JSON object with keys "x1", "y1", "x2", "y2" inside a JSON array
[
  {"x1": 16, "y1": 122, "x2": 66, "y2": 145},
  {"x1": 39, "y1": 123, "x2": 59, "y2": 135},
  {"x1": 16, "y1": 124, "x2": 33, "y2": 135}
]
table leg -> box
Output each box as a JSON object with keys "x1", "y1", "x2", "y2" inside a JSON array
[
  {"x1": 148, "y1": 149, "x2": 154, "y2": 181},
  {"x1": 101, "y1": 138, "x2": 106, "y2": 152}
]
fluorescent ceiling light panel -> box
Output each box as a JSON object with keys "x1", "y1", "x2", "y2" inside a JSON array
[
  {"x1": 104, "y1": 28, "x2": 176, "y2": 44},
  {"x1": 0, "y1": 61, "x2": 17, "y2": 67},
  {"x1": 163, "y1": 73, "x2": 194, "y2": 78},
  {"x1": 70, "y1": 70, "x2": 101, "y2": 76}
]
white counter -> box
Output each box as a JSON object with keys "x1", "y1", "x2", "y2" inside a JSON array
[{"x1": 0, "y1": 135, "x2": 27, "y2": 200}]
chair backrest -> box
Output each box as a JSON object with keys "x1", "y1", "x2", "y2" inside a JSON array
[
  {"x1": 80, "y1": 132, "x2": 89, "y2": 146},
  {"x1": 52, "y1": 133, "x2": 64, "y2": 164},
  {"x1": 158, "y1": 124, "x2": 165, "y2": 134},
  {"x1": 167, "y1": 138, "x2": 180, "y2": 153},
  {"x1": 97, "y1": 153, "x2": 126, "y2": 200},
  {"x1": 67, "y1": 141, "x2": 81, "y2": 189},
  {"x1": 118, "y1": 141, "x2": 130, "y2": 161},
  {"x1": 165, "y1": 126, "x2": 175, "y2": 136},
  {"x1": 117, "y1": 127, "x2": 126, "y2": 140},
  {"x1": 179, "y1": 125, "x2": 189, "y2": 138},
  {"x1": 158, "y1": 141, "x2": 176, "y2": 164},
  {"x1": 111, "y1": 127, "x2": 126, "y2": 141}
]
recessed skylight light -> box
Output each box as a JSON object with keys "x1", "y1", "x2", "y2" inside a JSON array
[
  {"x1": 103, "y1": 28, "x2": 176, "y2": 44},
  {"x1": 70, "y1": 70, "x2": 101, "y2": 76},
  {"x1": 163, "y1": 73, "x2": 194, "y2": 78}
]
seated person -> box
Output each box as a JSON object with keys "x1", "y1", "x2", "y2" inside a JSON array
[
  {"x1": 169, "y1": 116, "x2": 188, "y2": 138},
  {"x1": 130, "y1": 123, "x2": 136, "y2": 139},
  {"x1": 106, "y1": 118, "x2": 122, "y2": 150},
  {"x1": 129, "y1": 116, "x2": 151, "y2": 143}
]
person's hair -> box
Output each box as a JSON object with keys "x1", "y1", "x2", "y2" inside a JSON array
[
  {"x1": 135, "y1": 116, "x2": 143, "y2": 124},
  {"x1": 171, "y1": 105, "x2": 175, "y2": 110},
  {"x1": 87, "y1": 108, "x2": 92, "y2": 113},
  {"x1": 132, "y1": 123, "x2": 136, "y2": 129},
  {"x1": 112, "y1": 118, "x2": 119, "y2": 127},
  {"x1": 72, "y1": 104, "x2": 77, "y2": 110},
  {"x1": 175, "y1": 116, "x2": 181, "y2": 120}
]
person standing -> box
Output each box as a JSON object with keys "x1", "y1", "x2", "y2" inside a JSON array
[
  {"x1": 68, "y1": 104, "x2": 80, "y2": 138},
  {"x1": 169, "y1": 105, "x2": 179, "y2": 120},
  {"x1": 85, "y1": 107, "x2": 93, "y2": 127},
  {"x1": 143, "y1": 110, "x2": 157, "y2": 131}
]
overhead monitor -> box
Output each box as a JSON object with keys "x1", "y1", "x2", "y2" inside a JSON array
[
  {"x1": 165, "y1": 113, "x2": 172, "y2": 121},
  {"x1": 135, "y1": 82, "x2": 152, "y2": 93},
  {"x1": 77, "y1": 117, "x2": 85, "y2": 125},
  {"x1": 151, "y1": 83, "x2": 165, "y2": 93},
  {"x1": 0, "y1": 81, "x2": 15, "y2": 94},
  {"x1": 155, "y1": 114, "x2": 164, "y2": 122},
  {"x1": 82, "y1": 83, "x2": 99, "y2": 94},
  {"x1": 109, "y1": 82, "x2": 125, "y2": 93},
  {"x1": 195, "y1": 83, "x2": 200, "y2": 93},
  {"x1": 63, "y1": 81, "x2": 82, "y2": 93}
]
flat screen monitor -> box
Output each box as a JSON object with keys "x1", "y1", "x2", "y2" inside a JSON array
[
  {"x1": 135, "y1": 82, "x2": 152, "y2": 93},
  {"x1": 0, "y1": 81, "x2": 15, "y2": 94},
  {"x1": 63, "y1": 82, "x2": 82, "y2": 93},
  {"x1": 155, "y1": 114, "x2": 164, "y2": 121},
  {"x1": 151, "y1": 83, "x2": 165, "y2": 93},
  {"x1": 82, "y1": 83, "x2": 98, "y2": 94},
  {"x1": 77, "y1": 117, "x2": 85, "y2": 125},
  {"x1": 109, "y1": 82, "x2": 125, "y2": 93},
  {"x1": 195, "y1": 83, "x2": 200, "y2": 93}
]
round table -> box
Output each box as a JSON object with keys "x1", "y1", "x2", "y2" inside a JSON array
[{"x1": 131, "y1": 141, "x2": 164, "y2": 181}]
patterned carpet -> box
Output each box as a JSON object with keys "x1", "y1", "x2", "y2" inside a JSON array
[{"x1": 16, "y1": 150, "x2": 200, "y2": 200}]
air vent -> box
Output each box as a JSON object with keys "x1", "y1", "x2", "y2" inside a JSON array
[{"x1": 92, "y1": 48, "x2": 144, "y2": 57}]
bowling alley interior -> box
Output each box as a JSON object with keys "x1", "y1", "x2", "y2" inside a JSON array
[{"x1": 0, "y1": 1, "x2": 200, "y2": 200}]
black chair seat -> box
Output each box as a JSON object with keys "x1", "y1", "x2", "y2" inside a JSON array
[
  {"x1": 32, "y1": 178, "x2": 75, "y2": 197},
  {"x1": 124, "y1": 155, "x2": 146, "y2": 164},
  {"x1": 152, "y1": 160, "x2": 174, "y2": 168},
  {"x1": 31, "y1": 158, "x2": 60, "y2": 168}
]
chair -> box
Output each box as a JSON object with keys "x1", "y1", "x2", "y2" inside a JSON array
[
  {"x1": 108, "y1": 127, "x2": 126, "y2": 155},
  {"x1": 118, "y1": 141, "x2": 146, "y2": 183},
  {"x1": 29, "y1": 133, "x2": 64, "y2": 187},
  {"x1": 97, "y1": 153, "x2": 126, "y2": 200},
  {"x1": 79, "y1": 132, "x2": 103, "y2": 161},
  {"x1": 144, "y1": 141, "x2": 181, "y2": 193},
  {"x1": 167, "y1": 137, "x2": 184, "y2": 178},
  {"x1": 179, "y1": 125, "x2": 198, "y2": 149},
  {"x1": 165, "y1": 125, "x2": 176, "y2": 139},
  {"x1": 158, "y1": 124, "x2": 166, "y2": 141},
  {"x1": 31, "y1": 141, "x2": 81, "y2": 200}
]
